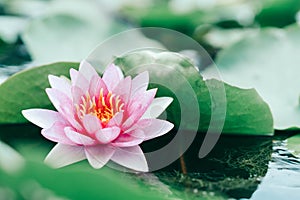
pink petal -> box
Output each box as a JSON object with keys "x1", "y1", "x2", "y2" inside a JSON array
[
  {"x1": 45, "y1": 143, "x2": 86, "y2": 168},
  {"x1": 82, "y1": 114, "x2": 102, "y2": 135},
  {"x1": 112, "y1": 76, "x2": 132, "y2": 104},
  {"x1": 107, "y1": 111, "x2": 123, "y2": 127},
  {"x1": 112, "y1": 129, "x2": 144, "y2": 147},
  {"x1": 111, "y1": 146, "x2": 148, "y2": 172},
  {"x1": 123, "y1": 119, "x2": 151, "y2": 134},
  {"x1": 123, "y1": 89, "x2": 157, "y2": 130},
  {"x1": 71, "y1": 85, "x2": 84, "y2": 105},
  {"x1": 122, "y1": 116, "x2": 135, "y2": 131},
  {"x1": 64, "y1": 127, "x2": 95, "y2": 146},
  {"x1": 142, "y1": 97, "x2": 173, "y2": 119},
  {"x1": 70, "y1": 68, "x2": 78, "y2": 83},
  {"x1": 131, "y1": 71, "x2": 149, "y2": 98},
  {"x1": 46, "y1": 88, "x2": 82, "y2": 130},
  {"x1": 46, "y1": 88, "x2": 72, "y2": 115},
  {"x1": 102, "y1": 64, "x2": 124, "y2": 91},
  {"x1": 78, "y1": 60, "x2": 98, "y2": 82},
  {"x1": 138, "y1": 119, "x2": 174, "y2": 141},
  {"x1": 48, "y1": 75, "x2": 72, "y2": 98},
  {"x1": 84, "y1": 145, "x2": 115, "y2": 169},
  {"x1": 89, "y1": 75, "x2": 108, "y2": 98},
  {"x1": 41, "y1": 122, "x2": 74, "y2": 145},
  {"x1": 73, "y1": 71, "x2": 89, "y2": 92},
  {"x1": 95, "y1": 127, "x2": 120, "y2": 144},
  {"x1": 22, "y1": 109, "x2": 66, "y2": 129}
]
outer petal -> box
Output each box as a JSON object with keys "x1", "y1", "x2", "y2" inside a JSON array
[
  {"x1": 103, "y1": 64, "x2": 124, "y2": 91},
  {"x1": 112, "y1": 130, "x2": 144, "y2": 147},
  {"x1": 22, "y1": 109, "x2": 66, "y2": 129},
  {"x1": 142, "y1": 97, "x2": 173, "y2": 119},
  {"x1": 48, "y1": 75, "x2": 72, "y2": 98},
  {"x1": 82, "y1": 114, "x2": 102, "y2": 135},
  {"x1": 46, "y1": 88, "x2": 72, "y2": 115},
  {"x1": 95, "y1": 127, "x2": 120, "y2": 144},
  {"x1": 131, "y1": 71, "x2": 149, "y2": 98},
  {"x1": 41, "y1": 122, "x2": 74, "y2": 145},
  {"x1": 64, "y1": 127, "x2": 95, "y2": 146},
  {"x1": 45, "y1": 143, "x2": 86, "y2": 168},
  {"x1": 78, "y1": 60, "x2": 98, "y2": 82},
  {"x1": 84, "y1": 145, "x2": 115, "y2": 169},
  {"x1": 138, "y1": 119, "x2": 174, "y2": 141},
  {"x1": 70, "y1": 68, "x2": 78, "y2": 83},
  {"x1": 111, "y1": 146, "x2": 148, "y2": 172},
  {"x1": 46, "y1": 88, "x2": 82, "y2": 130}
]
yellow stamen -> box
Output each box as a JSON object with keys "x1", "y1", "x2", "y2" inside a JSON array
[{"x1": 76, "y1": 89, "x2": 124, "y2": 126}]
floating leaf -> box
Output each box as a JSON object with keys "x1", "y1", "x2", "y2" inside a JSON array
[
  {"x1": 204, "y1": 25, "x2": 300, "y2": 130},
  {"x1": 0, "y1": 62, "x2": 78, "y2": 124},
  {"x1": 113, "y1": 50, "x2": 273, "y2": 135}
]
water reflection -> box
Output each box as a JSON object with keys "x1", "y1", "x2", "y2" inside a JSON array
[{"x1": 250, "y1": 140, "x2": 300, "y2": 200}]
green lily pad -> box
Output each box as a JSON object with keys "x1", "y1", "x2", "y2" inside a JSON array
[
  {"x1": 204, "y1": 25, "x2": 300, "y2": 130},
  {"x1": 113, "y1": 50, "x2": 273, "y2": 135},
  {"x1": 0, "y1": 62, "x2": 78, "y2": 124}
]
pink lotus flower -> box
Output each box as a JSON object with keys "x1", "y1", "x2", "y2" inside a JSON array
[{"x1": 22, "y1": 60, "x2": 173, "y2": 172}]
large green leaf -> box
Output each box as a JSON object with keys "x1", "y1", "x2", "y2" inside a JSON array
[
  {"x1": 0, "y1": 62, "x2": 78, "y2": 124},
  {"x1": 204, "y1": 25, "x2": 300, "y2": 130},
  {"x1": 113, "y1": 50, "x2": 273, "y2": 135}
]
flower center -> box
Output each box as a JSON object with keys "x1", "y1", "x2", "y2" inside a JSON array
[{"x1": 76, "y1": 88, "x2": 124, "y2": 125}]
